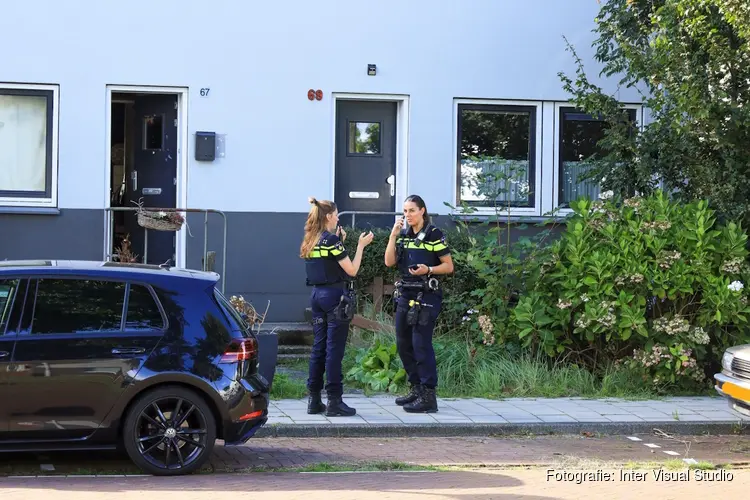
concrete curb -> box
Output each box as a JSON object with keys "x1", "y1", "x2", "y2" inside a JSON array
[{"x1": 254, "y1": 420, "x2": 749, "y2": 438}]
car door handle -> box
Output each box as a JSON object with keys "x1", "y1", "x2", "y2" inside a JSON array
[
  {"x1": 0, "y1": 351, "x2": 9, "y2": 358},
  {"x1": 112, "y1": 347, "x2": 145, "y2": 355}
]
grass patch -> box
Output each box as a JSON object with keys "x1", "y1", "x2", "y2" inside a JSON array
[
  {"x1": 623, "y1": 459, "x2": 717, "y2": 470},
  {"x1": 270, "y1": 372, "x2": 308, "y2": 400},
  {"x1": 234, "y1": 460, "x2": 443, "y2": 474},
  {"x1": 341, "y1": 314, "x2": 716, "y2": 400}
]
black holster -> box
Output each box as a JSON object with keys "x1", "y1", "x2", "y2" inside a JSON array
[
  {"x1": 333, "y1": 283, "x2": 356, "y2": 322},
  {"x1": 405, "y1": 291, "x2": 433, "y2": 326}
]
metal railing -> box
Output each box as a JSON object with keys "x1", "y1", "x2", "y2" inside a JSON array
[
  {"x1": 103, "y1": 207, "x2": 228, "y2": 293},
  {"x1": 337, "y1": 210, "x2": 440, "y2": 228}
]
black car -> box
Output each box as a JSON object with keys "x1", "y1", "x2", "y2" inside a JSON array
[{"x1": 0, "y1": 260, "x2": 269, "y2": 475}]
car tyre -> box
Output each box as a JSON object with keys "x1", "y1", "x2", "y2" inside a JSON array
[{"x1": 122, "y1": 386, "x2": 216, "y2": 476}]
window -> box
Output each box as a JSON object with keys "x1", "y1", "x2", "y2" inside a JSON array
[
  {"x1": 558, "y1": 106, "x2": 638, "y2": 207},
  {"x1": 456, "y1": 103, "x2": 537, "y2": 209},
  {"x1": 348, "y1": 122, "x2": 381, "y2": 155},
  {"x1": 0, "y1": 279, "x2": 20, "y2": 335},
  {"x1": 30, "y1": 279, "x2": 126, "y2": 335},
  {"x1": 0, "y1": 84, "x2": 58, "y2": 207},
  {"x1": 125, "y1": 284, "x2": 164, "y2": 330},
  {"x1": 143, "y1": 114, "x2": 164, "y2": 150}
]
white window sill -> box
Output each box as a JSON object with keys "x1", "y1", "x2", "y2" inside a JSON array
[{"x1": 0, "y1": 207, "x2": 60, "y2": 215}]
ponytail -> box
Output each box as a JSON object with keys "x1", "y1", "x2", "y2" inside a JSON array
[{"x1": 300, "y1": 197, "x2": 338, "y2": 258}]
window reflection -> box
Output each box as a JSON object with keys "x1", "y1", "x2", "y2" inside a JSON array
[
  {"x1": 31, "y1": 279, "x2": 125, "y2": 334},
  {"x1": 348, "y1": 122, "x2": 381, "y2": 155}
]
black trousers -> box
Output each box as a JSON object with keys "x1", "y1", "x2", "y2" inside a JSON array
[{"x1": 394, "y1": 290, "x2": 442, "y2": 389}]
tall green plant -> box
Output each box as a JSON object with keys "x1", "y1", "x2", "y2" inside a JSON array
[{"x1": 514, "y1": 190, "x2": 750, "y2": 389}]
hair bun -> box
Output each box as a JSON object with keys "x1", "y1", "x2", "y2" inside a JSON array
[{"x1": 308, "y1": 196, "x2": 318, "y2": 205}]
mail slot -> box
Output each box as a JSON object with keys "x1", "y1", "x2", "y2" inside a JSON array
[
  {"x1": 349, "y1": 191, "x2": 379, "y2": 199},
  {"x1": 142, "y1": 187, "x2": 162, "y2": 195}
]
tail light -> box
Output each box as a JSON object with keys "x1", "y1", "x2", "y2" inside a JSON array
[{"x1": 219, "y1": 338, "x2": 258, "y2": 363}]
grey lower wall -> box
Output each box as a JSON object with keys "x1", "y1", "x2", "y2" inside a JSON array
[
  {"x1": 0, "y1": 209, "x2": 104, "y2": 261},
  {"x1": 0, "y1": 209, "x2": 564, "y2": 322}
]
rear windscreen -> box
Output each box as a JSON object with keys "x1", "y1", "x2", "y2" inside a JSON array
[{"x1": 213, "y1": 287, "x2": 250, "y2": 337}]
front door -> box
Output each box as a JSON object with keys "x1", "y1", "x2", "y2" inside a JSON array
[
  {"x1": 5, "y1": 277, "x2": 164, "y2": 441},
  {"x1": 334, "y1": 100, "x2": 398, "y2": 230},
  {"x1": 125, "y1": 94, "x2": 179, "y2": 265}
]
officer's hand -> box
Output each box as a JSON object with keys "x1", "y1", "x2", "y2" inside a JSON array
[
  {"x1": 391, "y1": 217, "x2": 404, "y2": 237},
  {"x1": 337, "y1": 226, "x2": 347, "y2": 242},
  {"x1": 358, "y1": 231, "x2": 374, "y2": 248},
  {"x1": 408, "y1": 264, "x2": 429, "y2": 276}
]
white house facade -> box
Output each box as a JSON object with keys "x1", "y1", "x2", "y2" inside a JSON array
[{"x1": 0, "y1": 0, "x2": 644, "y2": 321}]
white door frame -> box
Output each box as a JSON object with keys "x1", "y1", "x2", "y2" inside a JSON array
[
  {"x1": 103, "y1": 85, "x2": 189, "y2": 268},
  {"x1": 330, "y1": 93, "x2": 410, "y2": 214}
]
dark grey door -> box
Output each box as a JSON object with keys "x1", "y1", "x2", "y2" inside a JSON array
[
  {"x1": 335, "y1": 100, "x2": 397, "y2": 229},
  {"x1": 125, "y1": 94, "x2": 178, "y2": 265}
]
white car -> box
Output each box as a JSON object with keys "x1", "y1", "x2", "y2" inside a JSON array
[{"x1": 715, "y1": 345, "x2": 750, "y2": 417}]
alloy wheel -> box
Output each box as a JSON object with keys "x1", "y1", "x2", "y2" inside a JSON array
[{"x1": 135, "y1": 396, "x2": 208, "y2": 471}]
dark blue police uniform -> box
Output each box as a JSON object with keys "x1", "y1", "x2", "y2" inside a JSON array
[
  {"x1": 304, "y1": 230, "x2": 356, "y2": 416},
  {"x1": 394, "y1": 224, "x2": 449, "y2": 412}
]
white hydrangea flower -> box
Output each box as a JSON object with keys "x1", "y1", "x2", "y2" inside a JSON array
[
  {"x1": 728, "y1": 281, "x2": 744, "y2": 292},
  {"x1": 599, "y1": 190, "x2": 614, "y2": 200}
]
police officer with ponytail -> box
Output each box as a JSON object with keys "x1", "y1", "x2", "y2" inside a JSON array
[
  {"x1": 301, "y1": 197, "x2": 374, "y2": 416},
  {"x1": 385, "y1": 195, "x2": 453, "y2": 413}
]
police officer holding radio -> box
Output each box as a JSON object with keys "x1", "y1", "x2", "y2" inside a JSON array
[
  {"x1": 385, "y1": 195, "x2": 453, "y2": 413},
  {"x1": 301, "y1": 197, "x2": 374, "y2": 417}
]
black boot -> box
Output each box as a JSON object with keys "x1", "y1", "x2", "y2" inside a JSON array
[
  {"x1": 403, "y1": 387, "x2": 438, "y2": 413},
  {"x1": 325, "y1": 396, "x2": 356, "y2": 417},
  {"x1": 307, "y1": 392, "x2": 326, "y2": 414},
  {"x1": 395, "y1": 384, "x2": 422, "y2": 406}
]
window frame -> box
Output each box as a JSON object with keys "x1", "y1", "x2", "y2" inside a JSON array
[
  {"x1": 0, "y1": 83, "x2": 59, "y2": 208},
  {"x1": 453, "y1": 99, "x2": 543, "y2": 216},
  {"x1": 552, "y1": 101, "x2": 643, "y2": 213}
]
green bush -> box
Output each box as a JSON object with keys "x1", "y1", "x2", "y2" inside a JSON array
[
  {"x1": 514, "y1": 191, "x2": 750, "y2": 391},
  {"x1": 345, "y1": 339, "x2": 406, "y2": 393}
]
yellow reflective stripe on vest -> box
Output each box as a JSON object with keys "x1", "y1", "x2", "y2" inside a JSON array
[
  {"x1": 398, "y1": 240, "x2": 446, "y2": 252},
  {"x1": 308, "y1": 244, "x2": 344, "y2": 258}
]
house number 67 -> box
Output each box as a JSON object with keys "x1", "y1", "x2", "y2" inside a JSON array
[{"x1": 200, "y1": 88, "x2": 210, "y2": 97}]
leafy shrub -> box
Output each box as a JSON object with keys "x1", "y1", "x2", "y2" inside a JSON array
[
  {"x1": 514, "y1": 191, "x2": 750, "y2": 390},
  {"x1": 345, "y1": 340, "x2": 407, "y2": 393}
]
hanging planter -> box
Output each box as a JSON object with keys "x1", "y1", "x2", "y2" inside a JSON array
[{"x1": 133, "y1": 199, "x2": 185, "y2": 232}]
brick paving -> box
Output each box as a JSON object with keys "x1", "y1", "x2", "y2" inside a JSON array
[
  {"x1": 1, "y1": 468, "x2": 747, "y2": 499},
  {"x1": 1, "y1": 434, "x2": 749, "y2": 477}
]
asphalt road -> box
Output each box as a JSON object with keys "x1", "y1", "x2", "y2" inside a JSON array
[{"x1": 1, "y1": 468, "x2": 747, "y2": 500}]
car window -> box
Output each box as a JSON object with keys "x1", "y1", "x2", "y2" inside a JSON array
[
  {"x1": 31, "y1": 278, "x2": 126, "y2": 335},
  {"x1": 125, "y1": 284, "x2": 165, "y2": 330},
  {"x1": 0, "y1": 279, "x2": 19, "y2": 335},
  {"x1": 213, "y1": 288, "x2": 249, "y2": 335}
]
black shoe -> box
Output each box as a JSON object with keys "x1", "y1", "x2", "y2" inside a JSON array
[
  {"x1": 395, "y1": 384, "x2": 422, "y2": 406},
  {"x1": 307, "y1": 392, "x2": 326, "y2": 414},
  {"x1": 325, "y1": 397, "x2": 356, "y2": 417},
  {"x1": 403, "y1": 387, "x2": 438, "y2": 413}
]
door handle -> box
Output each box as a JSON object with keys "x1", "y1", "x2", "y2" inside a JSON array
[
  {"x1": 112, "y1": 347, "x2": 145, "y2": 355},
  {"x1": 0, "y1": 351, "x2": 9, "y2": 358},
  {"x1": 131, "y1": 171, "x2": 138, "y2": 192},
  {"x1": 386, "y1": 174, "x2": 395, "y2": 196}
]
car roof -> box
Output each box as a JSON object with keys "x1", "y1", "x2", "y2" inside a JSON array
[{"x1": 0, "y1": 260, "x2": 220, "y2": 284}]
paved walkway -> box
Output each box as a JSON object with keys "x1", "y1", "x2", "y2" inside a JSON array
[
  {"x1": 269, "y1": 395, "x2": 744, "y2": 425},
  {"x1": 255, "y1": 395, "x2": 750, "y2": 437}
]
